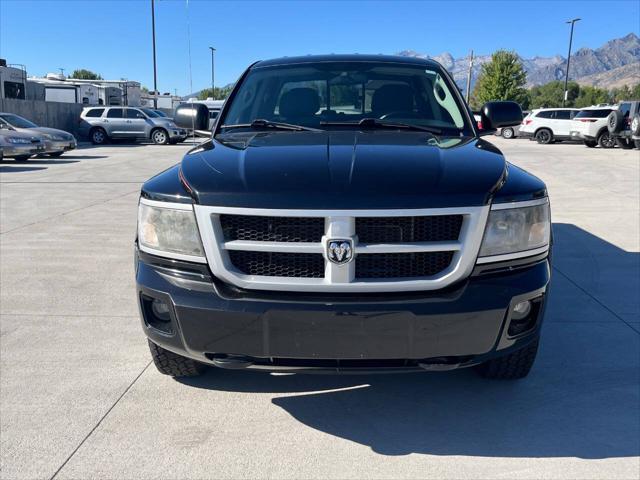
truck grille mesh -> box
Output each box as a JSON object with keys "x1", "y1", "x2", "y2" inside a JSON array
[
  {"x1": 229, "y1": 251, "x2": 324, "y2": 278},
  {"x1": 221, "y1": 215, "x2": 324, "y2": 242},
  {"x1": 356, "y1": 252, "x2": 454, "y2": 279},
  {"x1": 356, "y1": 215, "x2": 463, "y2": 243},
  {"x1": 196, "y1": 206, "x2": 484, "y2": 292}
]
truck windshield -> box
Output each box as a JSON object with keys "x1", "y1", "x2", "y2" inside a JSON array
[
  {"x1": 220, "y1": 62, "x2": 471, "y2": 135},
  {"x1": 0, "y1": 113, "x2": 38, "y2": 129}
]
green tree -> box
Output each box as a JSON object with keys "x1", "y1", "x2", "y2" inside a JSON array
[
  {"x1": 632, "y1": 83, "x2": 640, "y2": 99},
  {"x1": 471, "y1": 50, "x2": 528, "y2": 108},
  {"x1": 528, "y1": 81, "x2": 579, "y2": 108},
  {"x1": 70, "y1": 69, "x2": 103, "y2": 80},
  {"x1": 574, "y1": 85, "x2": 609, "y2": 108},
  {"x1": 198, "y1": 86, "x2": 233, "y2": 100}
]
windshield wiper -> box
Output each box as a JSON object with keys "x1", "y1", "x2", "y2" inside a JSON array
[
  {"x1": 220, "y1": 119, "x2": 322, "y2": 132},
  {"x1": 320, "y1": 118, "x2": 442, "y2": 135}
]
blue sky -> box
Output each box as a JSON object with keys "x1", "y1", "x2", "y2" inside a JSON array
[{"x1": 1, "y1": 0, "x2": 638, "y2": 95}]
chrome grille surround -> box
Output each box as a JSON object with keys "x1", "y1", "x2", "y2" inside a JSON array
[{"x1": 193, "y1": 205, "x2": 490, "y2": 292}]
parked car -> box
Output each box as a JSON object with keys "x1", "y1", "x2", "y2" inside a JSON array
[
  {"x1": 607, "y1": 100, "x2": 640, "y2": 149},
  {"x1": 519, "y1": 108, "x2": 580, "y2": 144},
  {"x1": 136, "y1": 54, "x2": 550, "y2": 381},
  {"x1": 569, "y1": 106, "x2": 616, "y2": 148},
  {"x1": 0, "y1": 125, "x2": 46, "y2": 161},
  {"x1": 0, "y1": 112, "x2": 76, "y2": 157},
  {"x1": 78, "y1": 106, "x2": 187, "y2": 145}
]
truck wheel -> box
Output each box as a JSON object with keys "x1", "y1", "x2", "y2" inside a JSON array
[
  {"x1": 48, "y1": 152, "x2": 64, "y2": 157},
  {"x1": 597, "y1": 131, "x2": 615, "y2": 148},
  {"x1": 584, "y1": 140, "x2": 597, "y2": 148},
  {"x1": 151, "y1": 128, "x2": 169, "y2": 145},
  {"x1": 535, "y1": 129, "x2": 552, "y2": 144},
  {"x1": 501, "y1": 127, "x2": 514, "y2": 139},
  {"x1": 90, "y1": 128, "x2": 108, "y2": 145},
  {"x1": 616, "y1": 138, "x2": 634, "y2": 149},
  {"x1": 148, "y1": 340, "x2": 206, "y2": 377},
  {"x1": 14, "y1": 155, "x2": 31, "y2": 162},
  {"x1": 475, "y1": 339, "x2": 539, "y2": 380},
  {"x1": 607, "y1": 110, "x2": 624, "y2": 133},
  {"x1": 635, "y1": 139, "x2": 640, "y2": 150}
]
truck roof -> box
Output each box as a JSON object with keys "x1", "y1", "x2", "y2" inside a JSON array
[{"x1": 253, "y1": 53, "x2": 440, "y2": 69}]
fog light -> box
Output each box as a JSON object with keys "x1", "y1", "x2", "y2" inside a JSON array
[
  {"x1": 512, "y1": 300, "x2": 532, "y2": 320},
  {"x1": 151, "y1": 299, "x2": 171, "y2": 322}
]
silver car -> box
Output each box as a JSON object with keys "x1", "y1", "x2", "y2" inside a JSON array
[
  {"x1": 78, "y1": 107, "x2": 187, "y2": 145},
  {"x1": 0, "y1": 125, "x2": 46, "y2": 161},
  {"x1": 0, "y1": 113, "x2": 77, "y2": 157}
]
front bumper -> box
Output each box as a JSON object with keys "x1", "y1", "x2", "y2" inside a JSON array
[
  {"x1": 136, "y1": 248, "x2": 550, "y2": 373},
  {"x1": 44, "y1": 138, "x2": 77, "y2": 154},
  {"x1": 168, "y1": 129, "x2": 187, "y2": 140},
  {"x1": 1, "y1": 143, "x2": 46, "y2": 158}
]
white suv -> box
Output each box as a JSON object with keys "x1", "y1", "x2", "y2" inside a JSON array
[
  {"x1": 519, "y1": 108, "x2": 580, "y2": 144},
  {"x1": 570, "y1": 106, "x2": 616, "y2": 148}
]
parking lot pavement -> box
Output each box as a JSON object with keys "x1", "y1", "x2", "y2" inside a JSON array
[{"x1": 1, "y1": 139, "x2": 638, "y2": 480}]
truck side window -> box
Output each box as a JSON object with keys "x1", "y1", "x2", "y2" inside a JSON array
[{"x1": 107, "y1": 108, "x2": 123, "y2": 118}]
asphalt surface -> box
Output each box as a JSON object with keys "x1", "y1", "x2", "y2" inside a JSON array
[{"x1": 1, "y1": 137, "x2": 638, "y2": 480}]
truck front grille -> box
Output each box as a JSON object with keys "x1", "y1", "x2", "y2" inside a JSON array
[
  {"x1": 194, "y1": 206, "x2": 489, "y2": 292},
  {"x1": 356, "y1": 252, "x2": 454, "y2": 279},
  {"x1": 356, "y1": 216, "x2": 463, "y2": 243},
  {"x1": 221, "y1": 215, "x2": 324, "y2": 242},
  {"x1": 228, "y1": 251, "x2": 324, "y2": 278}
]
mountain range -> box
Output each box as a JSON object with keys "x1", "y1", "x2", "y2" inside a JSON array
[{"x1": 398, "y1": 32, "x2": 640, "y2": 91}]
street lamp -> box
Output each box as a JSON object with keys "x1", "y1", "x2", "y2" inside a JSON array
[
  {"x1": 563, "y1": 18, "x2": 581, "y2": 107},
  {"x1": 209, "y1": 46, "x2": 216, "y2": 98},
  {"x1": 151, "y1": 0, "x2": 158, "y2": 109}
]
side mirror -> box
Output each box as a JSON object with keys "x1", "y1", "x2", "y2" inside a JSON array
[
  {"x1": 174, "y1": 103, "x2": 210, "y2": 131},
  {"x1": 480, "y1": 101, "x2": 523, "y2": 133}
]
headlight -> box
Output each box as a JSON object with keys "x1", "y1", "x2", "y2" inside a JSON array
[
  {"x1": 478, "y1": 200, "x2": 550, "y2": 261},
  {"x1": 7, "y1": 137, "x2": 32, "y2": 144},
  {"x1": 138, "y1": 201, "x2": 205, "y2": 261}
]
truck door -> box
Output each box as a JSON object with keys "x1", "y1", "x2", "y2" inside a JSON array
[
  {"x1": 104, "y1": 108, "x2": 125, "y2": 137},
  {"x1": 125, "y1": 108, "x2": 148, "y2": 138}
]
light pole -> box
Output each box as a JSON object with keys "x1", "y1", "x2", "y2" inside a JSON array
[
  {"x1": 209, "y1": 46, "x2": 216, "y2": 98},
  {"x1": 151, "y1": 0, "x2": 158, "y2": 109},
  {"x1": 563, "y1": 18, "x2": 580, "y2": 107}
]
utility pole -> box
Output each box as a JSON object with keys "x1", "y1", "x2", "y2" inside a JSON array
[
  {"x1": 58, "y1": 68, "x2": 65, "y2": 77},
  {"x1": 209, "y1": 46, "x2": 216, "y2": 98},
  {"x1": 563, "y1": 18, "x2": 580, "y2": 107},
  {"x1": 465, "y1": 50, "x2": 474, "y2": 103},
  {"x1": 151, "y1": 0, "x2": 158, "y2": 109}
]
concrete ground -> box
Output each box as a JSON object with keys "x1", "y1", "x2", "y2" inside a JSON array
[{"x1": 1, "y1": 137, "x2": 638, "y2": 480}]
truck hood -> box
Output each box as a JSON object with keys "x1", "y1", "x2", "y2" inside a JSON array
[
  {"x1": 11, "y1": 126, "x2": 73, "y2": 139},
  {"x1": 180, "y1": 131, "x2": 507, "y2": 209}
]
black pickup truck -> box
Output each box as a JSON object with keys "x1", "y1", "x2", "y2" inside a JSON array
[{"x1": 135, "y1": 55, "x2": 551, "y2": 380}]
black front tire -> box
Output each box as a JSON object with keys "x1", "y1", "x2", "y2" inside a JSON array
[
  {"x1": 475, "y1": 339, "x2": 539, "y2": 380},
  {"x1": 535, "y1": 129, "x2": 553, "y2": 145},
  {"x1": 151, "y1": 128, "x2": 169, "y2": 145},
  {"x1": 148, "y1": 340, "x2": 206, "y2": 377},
  {"x1": 48, "y1": 152, "x2": 64, "y2": 157},
  {"x1": 597, "y1": 131, "x2": 615, "y2": 149},
  {"x1": 634, "y1": 139, "x2": 640, "y2": 150},
  {"x1": 14, "y1": 155, "x2": 31, "y2": 162}
]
